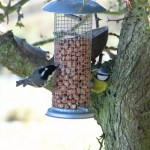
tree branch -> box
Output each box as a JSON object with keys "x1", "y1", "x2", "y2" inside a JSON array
[
  {"x1": 105, "y1": 46, "x2": 118, "y2": 51},
  {"x1": 0, "y1": 0, "x2": 29, "y2": 24},
  {"x1": 0, "y1": 31, "x2": 54, "y2": 90},
  {"x1": 33, "y1": 38, "x2": 54, "y2": 46},
  {"x1": 107, "y1": 17, "x2": 125, "y2": 23},
  {"x1": 108, "y1": 32, "x2": 120, "y2": 38}
]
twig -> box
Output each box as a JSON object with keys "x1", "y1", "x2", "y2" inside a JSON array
[
  {"x1": 105, "y1": 49, "x2": 117, "y2": 59},
  {"x1": 6, "y1": 0, "x2": 11, "y2": 23},
  {"x1": 105, "y1": 46, "x2": 118, "y2": 51},
  {"x1": 94, "y1": 13, "x2": 102, "y2": 28},
  {"x1": 109, "y1": 32, "x2": 120, "y2": 38},
  {"x1": 97, "y1": 133, "x2": 105, "y2": 150},
  {"x1": 107, "y1": 17, "x2": 125, "y2": 23},
  {"x1": 1, "y1": 0, "x2": 29, "y2": 24},
  {"x1": 33, "y1": 38, "x2": 54, "y2": 46}
]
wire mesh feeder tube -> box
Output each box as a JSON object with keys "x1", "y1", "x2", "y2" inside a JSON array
[{"x1": 46, "y1": 13, "x2": 94, "y2": 119}]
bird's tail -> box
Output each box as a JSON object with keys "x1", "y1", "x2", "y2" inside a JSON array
[{"x1": 16, "y1": 79, "x2": 26, "y2": 87}]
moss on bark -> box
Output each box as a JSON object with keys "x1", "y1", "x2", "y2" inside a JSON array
[
  {"x1": 0, "y1": 31, "x2": 54, "y2": 91},
  {"x1": 0, "y1": 31, "x2": 32, "y2": 76},
  {"x1": 91, "y1": 8, "x2": 150, "y2": 150}
]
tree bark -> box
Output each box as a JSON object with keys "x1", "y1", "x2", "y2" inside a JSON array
[
  {"x1": 0, "y1": 5, "x2": 150, "y2": 150},
  {"x1": 92, "y1": 8, "x2": 150, "y2": 150},
  {"x1": 0, "y1": 31, "x2": 54, "y2": 90},
  {"x1": 0, "y1": 31, "x2": 54, "y2": 76}
]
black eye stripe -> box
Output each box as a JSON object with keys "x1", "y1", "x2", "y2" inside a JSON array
[{"x1": 96, "y1": 73, "x2": 109, "y2": 76}]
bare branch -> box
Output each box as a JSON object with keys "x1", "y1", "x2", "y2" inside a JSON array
[
  {"x1": 105, "y1": 46, "x2": 118, "y2": 51},
  {"x1": 109, "y1": 32, "x2": 120, "y2": 38},
  {"x1": 0, "y1": 31, "x2": 54, "y2": 90},
  {"x1": 107, "y1": 17, "x2": 125, "y2": 23},
  {"x1": 33, "y1": 38, "x2": 54, "y2": 46},
  {"x1": 0, "y1": 31, "x2": 53, "y2": 91},
  {"x1": 0, "y1": 0, "x2": 29, "y2": 24},
  {"x1": 94, "y1": 13, "x2": 102, "y2": 28}
]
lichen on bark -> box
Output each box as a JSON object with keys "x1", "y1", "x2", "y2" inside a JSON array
[
  {"x1": 91, "y1": 6, "x2": 150, "y2": 150},
  {"x1": 0, "y1": 3, "x2": 150, "y2": 149},
  {"x1": 0, "y1": 31, "x2": 32, "y2": 76},
  {"x1": 0, "y1": 31, "x2": 54, "y2": 77},
  {"x1": 0, "y1": 31, "x2": 54, "y2": 90}
]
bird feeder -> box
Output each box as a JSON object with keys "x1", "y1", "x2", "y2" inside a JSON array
[{"x1": 42, "y1": 0, "x2": 107, "y2": 119}]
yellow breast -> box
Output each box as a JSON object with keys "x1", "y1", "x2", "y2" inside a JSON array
[{"x1": 91, "y1": 70, "x2": 108, "y2": 94}]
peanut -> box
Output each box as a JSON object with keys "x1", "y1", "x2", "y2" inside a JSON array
[{"x1": 53, "y1": 37, "x2": 91, "y2": 109}]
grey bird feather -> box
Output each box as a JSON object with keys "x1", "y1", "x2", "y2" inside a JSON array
[
  {"x1": 16, "y1": 67, "x2": 46, "y2": 87},
  {"x1": 16, "y1": 65, "x2": 58, "y2": 87}
]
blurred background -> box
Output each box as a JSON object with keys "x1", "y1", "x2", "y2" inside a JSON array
[{"x1": 0, "y1": 0, "x2": 122, "y2": 150}]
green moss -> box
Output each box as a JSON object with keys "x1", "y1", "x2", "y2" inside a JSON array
[
  {"x1": 139, "y1": 111, "x2": 150, "y2": 149},
  {"x1": 140, "y1": 125, "x2": 150, "y2": 149},
  {"x1": 91, "y1": 85, "x2": 116, "y2": 126},
  {"x1": 0, "y1": 33, "x2": 34, "y2": 77}
]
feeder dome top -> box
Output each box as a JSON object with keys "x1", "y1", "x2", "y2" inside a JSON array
[{"x1": 42, "y1": 0, "x2": 107, "y2": 14}]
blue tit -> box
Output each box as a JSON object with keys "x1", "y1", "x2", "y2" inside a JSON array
[{"x1": 91, "y1": 68, "x2": 109, "y2": 93}]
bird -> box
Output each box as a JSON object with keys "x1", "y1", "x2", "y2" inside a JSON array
[
  {"x1": 16, "y1": 64, "x2": 58, "y2": 87},
  {"x1": 95, "y1": 68, "x2": 109, "y2": 81},
  {"x1": 91, "y1": 67, "x2": 109, "y2": 93}
]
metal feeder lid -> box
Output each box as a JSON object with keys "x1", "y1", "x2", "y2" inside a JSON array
[{"x1": 42, "y1": 0, "x2": 107, "y2": 14}]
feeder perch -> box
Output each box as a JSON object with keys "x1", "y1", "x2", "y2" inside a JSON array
[{"x1": 42, "y1": 0, "x2": 107, "y2": 119}]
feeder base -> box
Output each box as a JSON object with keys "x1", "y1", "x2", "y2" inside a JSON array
[{"x1": 46, "y1": 106, "x2": 94, "y2": 119}]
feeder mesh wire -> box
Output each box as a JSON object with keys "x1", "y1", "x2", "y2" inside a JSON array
[{"x1": 53, "y1": 13, "x2": 92, "y2": 109}]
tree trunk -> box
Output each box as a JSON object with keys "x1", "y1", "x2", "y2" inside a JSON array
[
  {"x1": 92, "y1": 8, "x2": 150, "y2": 150},
  {"x1": 0, "y1": 4, "x2": 150, "y2": 150}
]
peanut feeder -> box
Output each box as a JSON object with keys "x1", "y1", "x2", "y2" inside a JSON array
[{"x1": 42, "y1": 0, "x2": 107, "y2": 119}]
